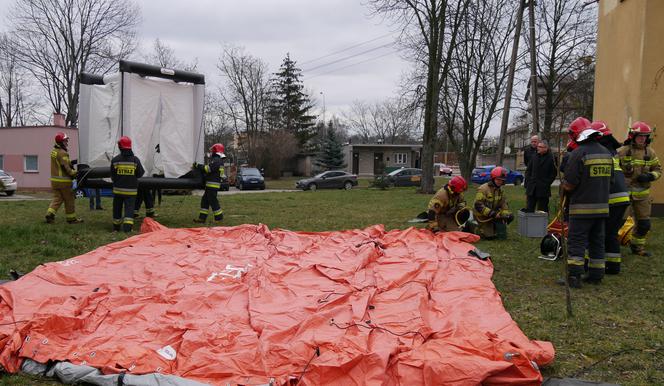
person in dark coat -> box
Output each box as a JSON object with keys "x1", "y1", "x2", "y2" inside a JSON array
[
  {"x1": 525, "y1": 140, "x2": 557, "y2": 213},
  {"x1": 523, "y1": 135, "x2": 539, "y2": 167}
]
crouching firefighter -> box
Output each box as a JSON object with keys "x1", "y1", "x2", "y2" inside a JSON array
[
  {"x1": 473, "y1": 167, "x2": 514, "y2": 239},
  {"x1": 562, "y1": 119, "x2": 612, "y2": 288},
  {"x1": 193, "y1": 143, "x2": 226, "y2": 223},
  {"x1": 45, "y1": 132, "x2": 83, "y2": 224},
  {"x1": 111, "y1": 136, "x2": 145, "y2": 232},
  {"x1": 618, "y1": 121, "x2": 661, "y2": 257},
  {"x1": 425, "y1": 176, "x2": 469, "y2": 232},
  {"x1": 594, "y1": 121, "x2": 630, "y2": 274}
]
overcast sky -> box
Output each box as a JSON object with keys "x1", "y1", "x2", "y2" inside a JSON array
[{"x1": 1, "y1": 0, "x2": 410, "y2": 120}]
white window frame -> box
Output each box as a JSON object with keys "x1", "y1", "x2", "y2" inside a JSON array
[
  {"x1": 24, "y1": 155, "x2": 39, "y2": 173},
  {"x1": 394, "y1": 152, "x2": 408, "y2": 165}
]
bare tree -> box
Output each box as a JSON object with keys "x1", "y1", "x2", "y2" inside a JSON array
[
  {"x1": 367, "y1": 0, "x2": 471, "y2": 193},
  {"x1": 203, "y1": 91, "x2": 235, "y2": 158},
  {"x1": 344, "y1": 97, "x2": 418, "y2": 144},
  {"x1": 0, "y1": 33, "x2": 40, "y2": 127},
  {"x1": 142, "y1": 38, "x2": 198, "y2": 71},
  {"x1": 216, "y1": 45, "x2": 271, "y2": 165},
  {"x1": 439, "y1": 0, "x2": 517, "y2": 180},
  {"x1": 524, "y1": 0, "x2": 596, "y2": 140},
  {"x1": 7, "y1": 0, "x2": 140, "y2": 126}
]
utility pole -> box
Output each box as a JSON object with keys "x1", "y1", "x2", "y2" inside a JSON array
[
  {"x1": 320, "y1": 91, "x2": 326, "y2": 125},
  {"x1": 528, "y1": 0, "x2": 540, "y2": 136},
  {"x1": 497, "y1": 0, "x2": 526, "y2": 166}
]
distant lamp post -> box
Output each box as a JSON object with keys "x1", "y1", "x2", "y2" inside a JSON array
[{"x1": 320, "y1": 91, "x2": 326, "y2": 124}]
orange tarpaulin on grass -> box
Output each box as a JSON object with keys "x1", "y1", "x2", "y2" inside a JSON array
[{"x1": 0, "y1": 220, "x2": 554, "y2": 385}]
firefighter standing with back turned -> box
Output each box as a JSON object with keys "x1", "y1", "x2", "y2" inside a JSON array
[
  {"x1": 473, "y1": 167, "x2": 513, "y2": 239},
  {"x1": 110, "y1": 136, "x2": 145, "y2": 232},
  {"x1": 617, "y1": 121, "x2": 661, "y2": 257},
  {"x1": 594, "y1": 121, "x2": 630, "y2": 274},
  {"x1": 562, "y1": 118, "x2": 612, "y2": 288},
  {"x1": 193, "y1": 143, "x2": 226, "y2": 223},
  {"x1": 45, "y1": 132, "x2": 83, "y2": 224},
  {"x1": 426, "y1": 176, "x2": 469, "y2": 232}
]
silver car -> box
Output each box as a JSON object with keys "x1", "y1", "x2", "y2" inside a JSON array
[{"x1": 0, "y1": 170, "x2": 17, "y2": 196}]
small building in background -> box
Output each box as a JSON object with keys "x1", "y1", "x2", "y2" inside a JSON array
[
  {"x1": 343, "y1": 143, "x2": 423, "y2": 176},
  {"x1": 0, "y1": 113, "x2": 78, "y2": 191}
]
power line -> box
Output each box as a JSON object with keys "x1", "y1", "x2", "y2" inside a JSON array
[
  {"x1": 304, "y1": 50, "x2": 398, "y2": 80},
  {"x1": 302, "y1": 42, "x2": 395, "y2": 73},
  {"x1": 299, "y1": 33, "x2": 394, "y2": 66}
]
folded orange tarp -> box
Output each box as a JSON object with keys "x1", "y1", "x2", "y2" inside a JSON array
[{"x1": 0, "y1": 220, "x2": 554, "y2": 385}]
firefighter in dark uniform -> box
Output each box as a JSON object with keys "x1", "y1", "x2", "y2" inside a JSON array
[
  {"x1": 617, "y1": 121, "x2": 661, "y2": 256},
  {"x1": 562, "y1": 122, "x2": 612, "y2": 288},
  {"x1": 193, "y1": 143, "x2": 226, "y2": 223},
  {"x1": 110, "y1": 136, "x2": 145, "y2": 232},
  {"x1": 473, "y1": 167, "x2": 513, "y2": 239},
  {"x1": 426, "y1": 176, "x2": 469, "y2": 232},
  {"x1": 594, "y1": 121, "x2": 630, "y2": 274},
  {"x1": 45, "y1": 132, "x2": 83, "y2": 224}
]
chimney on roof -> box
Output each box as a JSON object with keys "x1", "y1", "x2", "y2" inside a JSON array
[{"x1": 53, "y1": 112, "x2": 65, "y2": 127}]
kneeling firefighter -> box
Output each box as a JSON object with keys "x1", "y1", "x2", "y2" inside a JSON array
[
  {"x1": 617, "y1": 121, "x2": 661, "y2": 256},
  {"x1": 426, "y1": 176, "x2": 470, "y2": 232},
  {"x1": 594, "y1": 121, "x2": 630, "y2": 274},
  {"x1": 562, "y1": 119, "x2": 612, "y2": 288},
  {"x1": 193, "y1": 143, "x2": 226, "y2": 223},
  {"x1": 473, "y1": 167, "x2": 513, "y2": 239}
]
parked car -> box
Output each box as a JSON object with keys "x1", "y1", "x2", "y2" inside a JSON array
[
  {"x1": 471, "y1": 165, "x2": 524, "y2": 185},
  {"x1": 0, "y1": 170, "x2": 17, "y2": 196},
  {"x1": 434, "y1": 163, "x2": 453, "y2": 176},
  {"x1": 296, "y1": 171, "x2": 358, "y2": 191},
  {"x1": 387, "y1": 167, "x2": 422, "y2": 187},
  {"x1": 236, "y1": 167, "x2": 265, "y2": 190}
]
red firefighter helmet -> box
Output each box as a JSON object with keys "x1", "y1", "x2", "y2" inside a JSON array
[
  {"x1": 55, "y1": 132, "x2": 69, "y2": 143},
  {"x1": 490, "y1": 166, "x2": 507, "y2": 180},
  {"x1": 591, "y1": 120, "x2": 611, "y2": 136},
  {"x1": 118, "y1": 136, "x2": 132, "y2": 150},
  {"x1": 448, "y1": 176, "x2": 467, "y2": 193},
  {"x1": 210, "y1": 143, "x2": 225, "y2": 155},
  {"x1": 629, "y1": 121, "x2": 652, "y2": 136},
  {"x1": 568, "y1": 117, "x2": 592, "y2": 141}
]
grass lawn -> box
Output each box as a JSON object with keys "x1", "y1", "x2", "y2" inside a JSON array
[{"x1": 0, "y1": 183, "x2": 662, "y2": 385}]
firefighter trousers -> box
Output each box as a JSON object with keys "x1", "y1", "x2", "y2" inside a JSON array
[
  {"x1": 198, "y1": 188, "x2": 223, "y2": 221},
  {"x1": 134, "y1": 189, "x2": 155, "y2": 217},
  {"x1": 605, "y1": 204, "x2": 628, "y2": 274},
  {"x1": 113, "y1": 195, "x2": 136, "y2": 232},
  {"x1": 568, "y1": 217, "x2": 605, "y2": 281},
  {"x1": 46, "y1": 187, "x2": 77, "y2": 221},
  {"x1": 628, "y1": 198, "x2": 651, "y2": 249}
]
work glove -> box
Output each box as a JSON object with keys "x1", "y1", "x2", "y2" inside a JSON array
[
  {"x1": 636, "y1": 173, "x2": 653, "y2": 183},
  {"x1": 192, "y1": 162, "x2": 199, "y2": 170},
  {"x1": 487, "y1": 210, "x2": 497, "y2": 219},
  {"x1": 445, "y1": 206, "x2": 457, "y2": 216},
  {"x1": 71, "y1": 159, "x2": 78, "y2": 166}
]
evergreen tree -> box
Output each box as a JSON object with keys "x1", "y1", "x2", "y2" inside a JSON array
[
  {"x1": 267, "y1": 53, "x2": 317, "y2": 151},
  {"x1": 316, "y1": 124, "x2": 347, "y2": 170}
]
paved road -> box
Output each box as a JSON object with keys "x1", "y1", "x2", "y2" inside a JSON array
[{"x1": 0, "y1": 194, "x2": 49, "y2": 201}]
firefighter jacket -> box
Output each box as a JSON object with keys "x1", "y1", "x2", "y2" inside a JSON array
[
  {"x1": 427, "y1": 186, "x2": 466, "y2": 230},
  {"x1": 198, "y1": 154, "x2": 225, "y2": 189},
  {"x1": 473, "y1": 181, "x2": 511, "y2": 222},
  {"x1": 50, "y1": 144, "x2": 77, "y2": 188},
  {"x1": 110, "y1": 150, "x2": 145, "y2": 196},
  {"x1": 617, "y1": 144, "x2": 661, "y2": 201},
  {"x1": 606, "y1": 148, "x2": 630, "y2": 207},
  {"x1": 563, "y1": 140, "x2": 612, "y2": 218}
]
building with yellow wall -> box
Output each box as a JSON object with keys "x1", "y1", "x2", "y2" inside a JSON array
[{"x1": 594, "y1": 0, "x2": 664, "y2": 215}]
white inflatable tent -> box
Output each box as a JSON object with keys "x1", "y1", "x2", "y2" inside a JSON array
[{"x1": 78, "y1": 60, "x2": 205, "y2": 178}]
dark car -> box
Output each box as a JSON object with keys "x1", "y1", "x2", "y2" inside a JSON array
[
  {"x1": 471, "y1": 165, "x2": 524, "y2": 185},
  {"x1": 387, "y1": 167, "x2": 422, "y2": 187},
  {"x1": 236, "y1": 167, "x2": 265, "y2": 190},
  {"x1": 296, "y1": 171, "x2": 358, "y2": 191}
]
